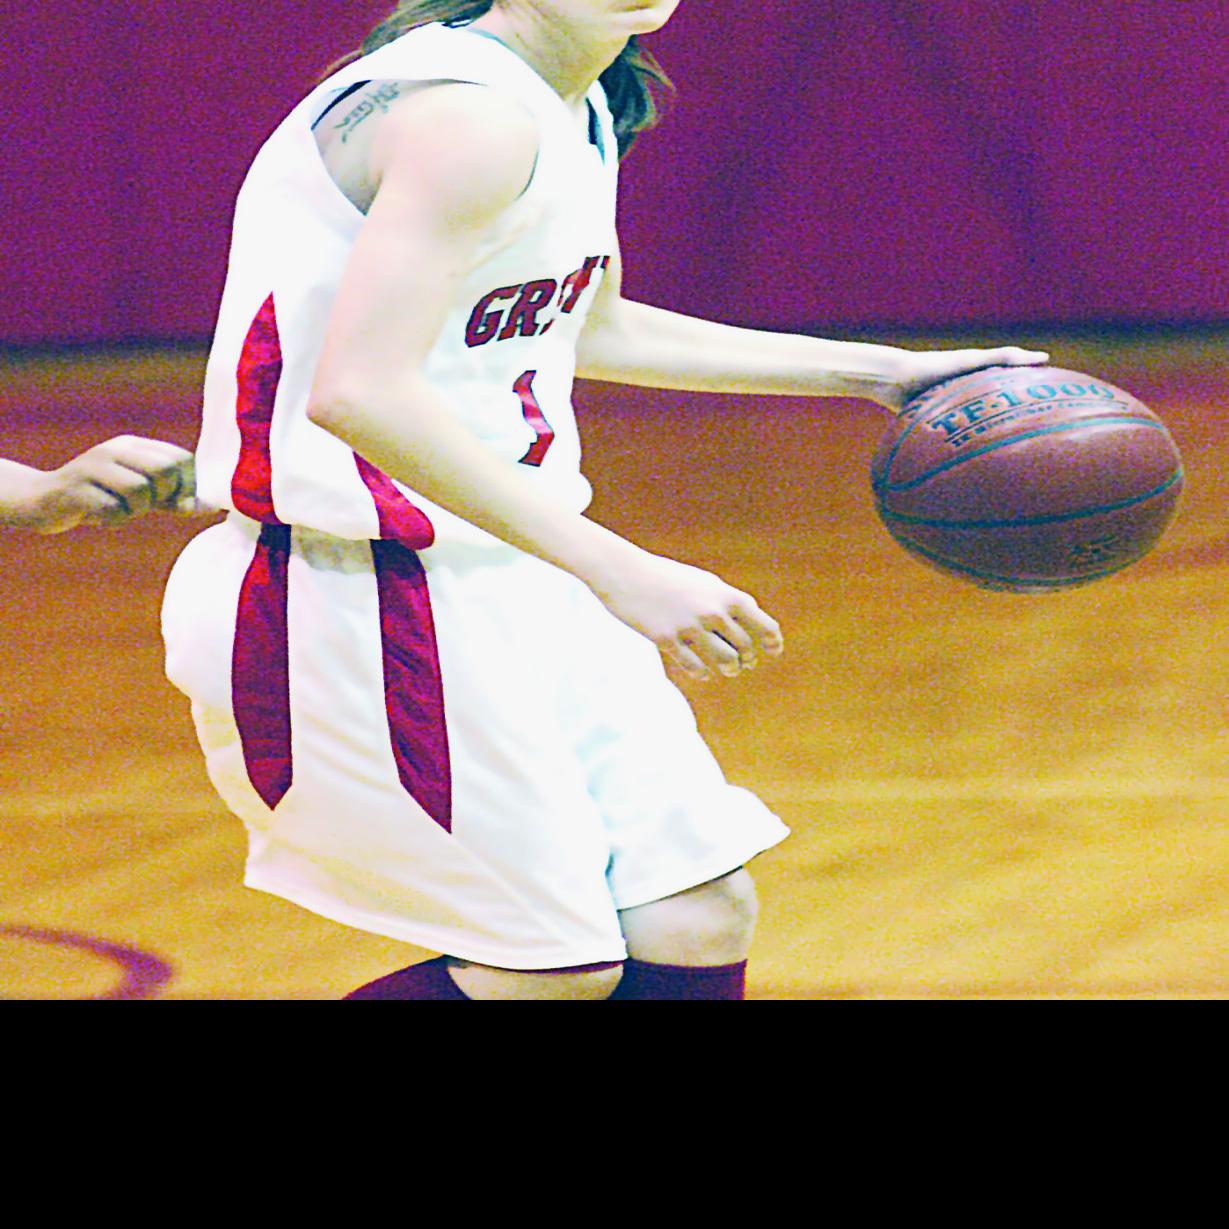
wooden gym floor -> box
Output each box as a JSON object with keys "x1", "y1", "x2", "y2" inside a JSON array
[{"x1": 1, "y1": 331, "x2": 1226, "y2": 999}]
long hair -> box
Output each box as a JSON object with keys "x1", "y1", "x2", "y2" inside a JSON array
[{"x1": 321, "y1": 1, "x2": 674, "y2": 160}]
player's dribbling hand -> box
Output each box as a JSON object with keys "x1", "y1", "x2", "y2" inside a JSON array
[
  {"x1": 881, "y1": 346, "x2": 1051, "y2": 414},
  {"x1": 27, "y1": 436, "x2": 204, "y2": 534},
  {"x1": 586, "y1": 544, "x2": 783, "y2": 683}
]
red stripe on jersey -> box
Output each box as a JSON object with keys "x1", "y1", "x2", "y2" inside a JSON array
[
  {"x1": 233, "y1": 523, "x2": 293, "y2": 810},
  {"x1": 355, "y1": 455, "x2": 436, "y2": 549},
  {"x1": 231, "y1": 293, "x2": 285, "y2": 523},
  {"x1": 514, "y1": 370, "x2": 554, "y2": 466},
  {"x1": 370, "y1": 540, "x2": 452, "y2": 832}
]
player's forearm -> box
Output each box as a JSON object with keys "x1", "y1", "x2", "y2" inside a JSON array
[
  {"x1": 576, "y1": 299, "x2": 909, "y2": 404},
  {"x1": 307, "y1": 379, "x2": 636, "y2": 583},
  {"x1": 0, "y1": 459, "x2": 45, "y2": 528}
]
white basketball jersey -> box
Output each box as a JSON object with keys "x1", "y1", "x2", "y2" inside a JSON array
[{"x1": 194, "y1": 20, "x2": 620, "y2": 550}]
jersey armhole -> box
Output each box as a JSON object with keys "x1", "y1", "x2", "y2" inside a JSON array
[
  {"x1": 516, "y1": 146, "x2": 541, "y2": 201},
  {"x1": 312, "y1": 80, "x2": 371, "y2": 130}
]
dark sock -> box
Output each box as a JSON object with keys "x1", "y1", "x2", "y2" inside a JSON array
[
  {"x1": 343, "y1": 955, "x2": 469, "y2": 1000},
  {"x1": 608, "y1": 958, "x2": 747, "y2": 1000}
]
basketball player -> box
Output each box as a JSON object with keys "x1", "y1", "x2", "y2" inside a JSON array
[
  {"x1": 0, "y1": 437, "x2": 199, "y2": 533},
  {"x1": 161, "y1": 0, "x2": 1048, "y2": 1001}
]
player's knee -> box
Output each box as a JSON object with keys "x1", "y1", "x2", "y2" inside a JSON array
[
  {"x1": 620, "y1": 869, "x2": 759, "y2": 965},
  {"x1": 447, "y1": 960, "x2": 624, "y2": 1001}
]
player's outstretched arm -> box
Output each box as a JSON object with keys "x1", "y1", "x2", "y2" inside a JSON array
[
  {"x1": 306, "y1": 85, "x2": 780, "y2": 683},
  {"x1": 576, "y1": 240, "x2": 1048, "y2": 410},
  {"x1": 0, "y1": 437, "x2": 201, "y2": 533}
]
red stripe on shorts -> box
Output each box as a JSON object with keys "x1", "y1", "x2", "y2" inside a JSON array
[
  {"x1": 355, "y1": 454, "x2": 435, "y2": 549},
  {"x1": 233, "y1": 523, "x2": 293, "y2": 810},
  {"x1": 231, "y1": 293, "x2": 284, "y2": 523},
  {"x1": 370, "y1": 540, "x2": 452, "y2": 832}
]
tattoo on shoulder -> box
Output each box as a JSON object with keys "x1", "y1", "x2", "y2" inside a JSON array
[{"x1": 333, "y1": 82, "x2": 409, "y2": 144}]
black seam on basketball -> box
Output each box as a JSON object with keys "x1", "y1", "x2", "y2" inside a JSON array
[
  {"x1": 878, "y1": 409, "x2": 930, "y2": 491},
  {"x1": 877, "y1": 468, "x2": 1183, "y2": 531},
  {"x1": 891, "y1": 534, "x2": 1143, "y2": 589},
  {"x1": 880, "y1": 417, "x2": 1170, "y2": 493}
]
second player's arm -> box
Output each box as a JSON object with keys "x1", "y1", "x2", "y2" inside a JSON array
[
  {"x1": 0, "y1": 442, "x2": 198, "y2": 532},
  {"x1": 575, "y1": 241, "x2": 1047, "y2": 410}
]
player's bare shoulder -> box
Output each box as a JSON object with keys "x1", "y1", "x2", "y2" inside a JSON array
[{"x1": 313, "y1": 79, "x2": 539, "y2": 216}]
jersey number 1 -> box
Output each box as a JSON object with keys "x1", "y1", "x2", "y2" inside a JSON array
[{"x1": 515, "y1": 370, "x2": 554, "y2": 467}]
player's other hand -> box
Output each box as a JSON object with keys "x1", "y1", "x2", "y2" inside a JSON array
[
  {"x1": 882, "y1": 346, "x2": 1051, "y2": 414},
  {"x1": 29, "y1": 437, "x2": 204, "y2": 534},
  {"x1": 586, "y1": 544, "x2": 783, "y2": 683}
]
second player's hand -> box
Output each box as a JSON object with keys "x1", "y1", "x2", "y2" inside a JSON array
[
  {"x1": 878, "y1": 346, "x2": 1051, "y2": 414},
  {"x1": 585, "y1": 543, "x2": 784, "y2": 683},
  {"x1": 30, "y1": 437, "x2": 201, "y2": 534}
]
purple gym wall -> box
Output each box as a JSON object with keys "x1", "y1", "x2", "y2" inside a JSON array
[{"x1": 3, "y1": 1, "x2": 1226, "y2": 346}]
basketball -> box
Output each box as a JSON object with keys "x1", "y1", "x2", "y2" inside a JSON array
[{"x1": 871, "y1": 365, "x2": 1183, "y2": 592}]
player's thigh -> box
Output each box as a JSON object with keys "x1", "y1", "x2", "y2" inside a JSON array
[{"x1": 618, "y1": 869, "x2": 759, "y2": 965}]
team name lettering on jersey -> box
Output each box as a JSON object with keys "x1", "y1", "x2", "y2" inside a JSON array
[{"x1": 465, "y1": 255, "x2": 612, "y2": 347}]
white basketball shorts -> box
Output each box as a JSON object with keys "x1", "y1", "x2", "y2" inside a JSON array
[{"x1": 161, "y1": 512, "x2": 789, "y2": 969}]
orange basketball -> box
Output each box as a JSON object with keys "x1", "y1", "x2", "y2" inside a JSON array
[{"x1": 871, "y1": 366, "x2": 1183, "y2": 592}]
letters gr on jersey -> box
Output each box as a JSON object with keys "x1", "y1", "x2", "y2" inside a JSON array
[{"x1": 465, "y1": 255, "x2": 612, "y2": 347}]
